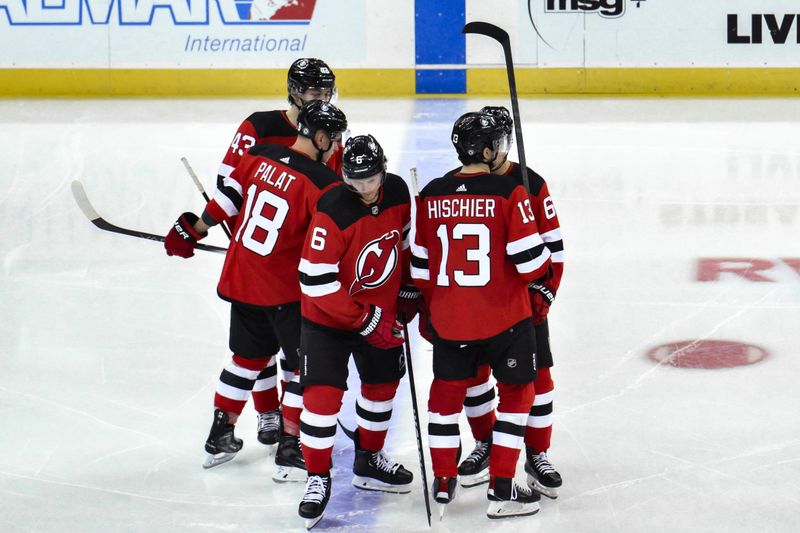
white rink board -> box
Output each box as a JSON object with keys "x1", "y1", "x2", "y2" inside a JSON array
[
  {"x1": 467, "y1": 0, "x2": 800, "y2": 67},
  {"x1": 0, "y1": 0, "x2": 414, "y2": 68}
]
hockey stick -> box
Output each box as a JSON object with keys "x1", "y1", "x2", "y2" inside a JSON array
[
  {"x1": 406, "y1": 167, "x2": 432, "y2": 527},
  {"x1": 402, "y1": 322, "x2": 432, "y2": 527},
  {"x1": 462, "y1": 21, "x2": 531, "y2": 194},
  {"x1": 70, "y1": 180, "x2": 227, "y2": 255},
  {"x1": 180, "y1": 156, "x2": 233, "y2": 240}
]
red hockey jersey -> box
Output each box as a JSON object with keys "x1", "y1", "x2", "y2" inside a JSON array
[
  {"x1": 299, "y1": 174, "x2": 412, "y2": 331},
  {"x1": 412, "y1": 171, "x2": 552, "y2": 342},
  {"x1": 216, "y1": 143, "x2": 340, "y2": 307},
  {"x1": 206, "y1": 110, "x2": 343, "y2": 224},
  {"x1": 447, "y1": 163, "x2": 565, "y2": 292}
]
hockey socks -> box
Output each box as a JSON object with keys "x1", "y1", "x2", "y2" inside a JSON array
[
  {"x1": 525, "y1": 367, "x2": 554, "y2": 453},
  {"x1": 300, "y1": 385, "x2": 344, "y2": 475}
]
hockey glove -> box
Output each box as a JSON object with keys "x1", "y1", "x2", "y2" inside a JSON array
[
  {"x1": 165, "y1": 212, "x2": 207, "y2": 258},
  {"x1": 396, "y1": 286, "x2": 421, "y2": 325},
  {"x1": 528, "y1": 282, "x2": 556, "y2": 326},
  {"x1": 356, "y1": 305, "x2": 404, "y2": 350}
]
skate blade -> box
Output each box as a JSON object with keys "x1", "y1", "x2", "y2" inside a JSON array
[
  {"x1": 486, "y1": 500, "x2": 540, "y2": 519},
  {"x1": 272, "y1": 464, "x2": 307, "y2": 482},
  {"x1": 527, "y1": 473, "x2": 560, "y2": 499},
  {"x1": 458, "y1": 469, "x2": 490, "y2": 488},
  {"x1": 203, "y1": 452, "x2": 237, "y2": 469},
  {"x1": 351, "y1": 476, "x2": 412, "y2": 494},
  {"x1": 305, "y1": 515, "x2": 323, "y2": 530}
]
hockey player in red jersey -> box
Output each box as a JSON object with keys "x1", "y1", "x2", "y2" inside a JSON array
[
  {"x1": 411, "y1": 112, "x2": 552, "y2": 519},
  {"x1": 164, "y1": 58, "x2": 341, "y2": 454},
  {"x1": 296, "y1": 135, "x2": 413, "y2": 529},
  {"x1": 164, "y1": 101, "x2": 348, "y2": 478},
  {"x1": 453, "y1": 106, "x2": 566, "y2": 498}
]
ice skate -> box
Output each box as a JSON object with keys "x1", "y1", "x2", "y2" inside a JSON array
[
  {"x1": 431, "y1": 476, "x2": 457, "y2": 520},
  {"x1": 298, "y1": 473, "x2": 331, "y2": 530},
  {"x1": 486, "y1": 476, "x2": 540, "y2": 519},
  {"x1": 256, "y1": 409, "x2": 281, "y2": 445},
  {"x1": 352, "y1": 448, "x2": 413, "y2": 493},
  {"x1": 203, "y1": 409, "x2": 243, "y2": 469},
  {"x1": 272, "y1": 433, "x2": 307, "y2": 482},
  {"x1": 457, "y1": 438, "x2": 491, "y2": 487},
  {"x1": 524, "y1": 449, "x2": 562, "y2": 499}
]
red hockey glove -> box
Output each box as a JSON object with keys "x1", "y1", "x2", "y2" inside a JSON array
[
  {"x1": 396, "y1": 286, "x2": 421, "y2": 325},
  {"x1": 165, "y1": 212, "x2": 207, "y2": 258},
  {"x1": 356, "y1": 305, "x2": 404, "y2": 350},
  {"x1": 528, "y1": 282, "x2": 556, "y2": 326}
]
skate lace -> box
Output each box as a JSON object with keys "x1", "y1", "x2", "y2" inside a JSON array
[
  {"x1": 302, "y1": 475, "x2": 329, "y2": 504},
  {"x1": 371, "y1": 450, "x2": 401, "y2": 474},
  {"x1": 533, "y1": 452, "x2": 556, "y2": 475},
  {"x1": 465, "y1": 440, "x2": 490, "y2": 464},
  {"x1": 257, "y1": 411, "x2": 281, "y2": 432},
  {"x1": 508, "y1": 480, "x2": 533, "y2": 501}
]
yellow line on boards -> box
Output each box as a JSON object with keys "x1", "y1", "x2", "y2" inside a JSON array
[{"x1": 1, "y1": 68, "x2": 799, "y2": 97}]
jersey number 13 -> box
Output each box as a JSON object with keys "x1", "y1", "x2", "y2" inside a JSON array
[{"x1": 435, "y1": 223, "x2": 490, "y2": 287}]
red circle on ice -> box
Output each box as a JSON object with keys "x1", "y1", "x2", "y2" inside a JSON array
[{"x1": 646, "y1": 339, "x2": 768, "y2": 369}]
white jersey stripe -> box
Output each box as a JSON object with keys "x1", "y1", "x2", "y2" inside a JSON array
[
  {"x1": 300, "y1": 280, "x2": 341, "y2": 297},
  {"x1": 298, "y1": 258, "x2": 339, "y2": 276},
  {"x1": 515, "y1": 248, "x2": 552, "y2": 274},
  {"x1": 507, "y1": 232, "x2": 545, "y2": 256},
  {"x1": 218, "y1": 163, "x2": 236, "y2": 179},
  {"x1": 540, "y1": 227, "x2": 563, "y2": 243}
]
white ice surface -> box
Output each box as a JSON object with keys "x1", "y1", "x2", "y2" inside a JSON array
[{"x1": 1, "y1": 97, "x2": 799, "y2": 532}]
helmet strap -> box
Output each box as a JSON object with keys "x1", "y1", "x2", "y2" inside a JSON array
[{"x1": 311, "y1": 132, "x2": 331, "y2": 162}]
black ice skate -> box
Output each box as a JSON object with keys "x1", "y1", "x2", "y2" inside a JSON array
[
  {"x1": 457, "y1": 438, "x2": 491, "y2": 487},
  {"x1": 272, "y1": 433, "x2": 307, "y2": 482},
  {"x1": 298, "y1": 473, "x2": 331, "y2": 530},
  {"x1": 257, "y1": 409, "x2": 281, "y2": 445},
  {"x1": 524, "y1": 449, "x2": 562, "y2": 499},
  {"x1": 203, "y1": 409, "x2": 243, "y2": 469},
  {"x1": 486, "y1": 476, "x2": 540, "y2": 519},
  {"x1": 432, "y1": 476, "x2": 458, "y2": 520},
  {"x1": 352, "y1": 448, "x2": 413, "y2": 493}
]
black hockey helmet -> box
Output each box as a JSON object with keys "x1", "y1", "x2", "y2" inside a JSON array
[
  {"x1": 287, "y1": 58, "x2": 337, "y2": 106},
  {"x1": 480, "y1": 106, "x2": 513, "y2": 137},
  {"x1": 296, "y1": 100, "x2": 348, "y2": 141},
  {"x1": 342, "y1": 134, "x2": 387, "y2": 180},
  {"x1": 451, "y1": 111, "x2": 508, "y2": 165}
]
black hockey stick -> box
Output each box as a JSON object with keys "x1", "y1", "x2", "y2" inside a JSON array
[
  {"x1": 402, "y1": 322, "x2": 432, "y2": 527},
  {"x1": 70, "y1": 180, "x2": 228, "y2": 255},
  {"x1": 180, "y1": 156, "x2": 233, "y2": 240},
  {"x1": 462, "y1": 21, "x2": 532, "y2": 194}
]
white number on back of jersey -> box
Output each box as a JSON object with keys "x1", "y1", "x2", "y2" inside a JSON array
[
  {"x1": 230, "y1": 133, "x2": 256, "y2": 157},
  {"x1": 310, "y1": 227, "x2": 327, "y2": 251},
  {"x1": 543, "y1": 196, "x2": 556, "y2": 219},
  {"x1": 517, "y1": 198, "x2": 535, "y2": 224},
  {"x1": 435, "y1": 223, "x2": 491, "y2": 287},
  {"x1": 235, "y1": 184, "x2": 290, "y2": 256}
]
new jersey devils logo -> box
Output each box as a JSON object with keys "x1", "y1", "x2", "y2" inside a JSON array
[{"x1": 349, "y1": 230, "x2": 400, "y2": 295}]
